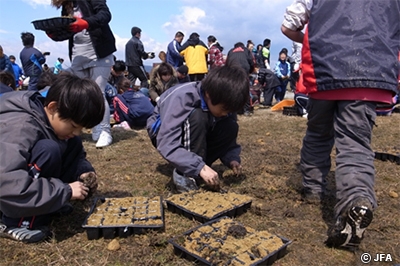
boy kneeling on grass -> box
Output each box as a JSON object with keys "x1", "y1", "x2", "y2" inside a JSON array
[
  {"x1": 0, "y1": 73, "x2": 104, "y2": 243},
  {"x1": 147, "y1": 64, "x2": 249, "y2": 193}
]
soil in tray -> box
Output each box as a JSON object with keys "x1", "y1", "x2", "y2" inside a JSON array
[
  {"x1": 166, "y1": 191, "x2": 252, "y2": 219},
  {"x1": 173, "y1": 217, "x2": 286, "y2": 265},
  {"x1": 85, "y1": 196, "x2": 163, "y2": 227}
]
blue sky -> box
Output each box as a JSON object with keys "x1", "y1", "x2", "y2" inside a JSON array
[{"x1": 0, "y1": 0, "x2": 295, "y2": 69}]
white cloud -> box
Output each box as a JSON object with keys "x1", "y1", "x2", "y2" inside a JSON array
[
  {"x1": 22, "y1": 0, "x2": 51, "y2": 8},
  {"x1": 0, "y1": 29, "x2": 8, "y2": 34}
]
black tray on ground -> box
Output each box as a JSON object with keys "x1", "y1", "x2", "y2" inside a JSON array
[
  {"x1": 82, "y1": 196, "x2": 164, "y2": 240},
  {"x1": 374, "y1": 151, "x2": 400, "y2": 165},
  {"x1": 165, "y1": 193, "x2": 252, "y2": 223},
  {"x1": 168, "y1": 216, "x2": 292, "y2": 266},
  {"x1": 282, "y1": 106, "x2": 300, "y2": 116}
]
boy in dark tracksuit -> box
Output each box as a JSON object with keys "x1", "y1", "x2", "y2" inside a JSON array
[
  {"x1": 0, "y1": 73, "x2": 105, "y2": 243},
  {"x1": 282, "y1": 0, "x2": 399, "y2": 249},
  {"x1": 147, "y1": 65, "x2": 249, "y2": 193}
]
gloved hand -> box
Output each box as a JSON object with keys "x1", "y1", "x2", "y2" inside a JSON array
[
  {"x1": 148, "y1": 52, "x2": 155, "y2": 59},
  {"x1": 69, "y1": 17, "x2": 89, "y2": 33}
]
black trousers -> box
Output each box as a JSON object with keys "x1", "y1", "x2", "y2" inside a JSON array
[
  {"x1": 183, "y1": 108, "x2": 238, "y2": 166},
  {"x1": 127, "y1": 66, "x2": 148, "y2": 88},
  {"x1": 2, "y1": 137, "x2": 86, "y2": 229}
]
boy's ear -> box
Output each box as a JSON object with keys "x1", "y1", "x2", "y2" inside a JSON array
[{"x1": 46, "y1": 101, "x2": 58, "y2": 114}]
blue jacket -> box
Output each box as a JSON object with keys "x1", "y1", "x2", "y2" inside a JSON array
[
  {"x1": 166, "y1": 39, "x2": 183, "y2": 68},
  {"x1": 113, "y1": 89, "x2": 154, "y2": 127},
  {"x1": 0, "y1": 55, "x2": 14, "y2": 77},
  {"x1": 146, "y1": 82, "x2": 241, "y2": 177},
  {"x1": 11, "y1": 62, "x2": 23, "y2": 86},
  {"x1": 19, "y1": 46, "x2": 45, "y2": 78},
  {"x1": 274, "y1": 60, "x2": 290, "y2": 78}
]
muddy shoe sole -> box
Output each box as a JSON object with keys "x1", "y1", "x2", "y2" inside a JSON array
[{"x1": 326, "y1": 205, "x2": 373, "y2": 249}]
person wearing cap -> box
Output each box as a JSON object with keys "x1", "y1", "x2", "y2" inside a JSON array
[
  {"x1": 179, "y1": 32, "x2": 208, "y2": 82},
  {"x1": 8, "y1": 55, "x2": 24, "y2": 88},
  {"x1": 125, "y1": 26, "x2": 155, "y2": 89},
  {"x1": 176, "y1": 65, "x2": 190, "y2": 84}
]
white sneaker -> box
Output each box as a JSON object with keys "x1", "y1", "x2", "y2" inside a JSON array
[
  {"x1": 92, "y1": 125, "x2": 101, "y2": 141},
  {"x1": 95, "y1": 131, "x2": 112, "y2": 148}
]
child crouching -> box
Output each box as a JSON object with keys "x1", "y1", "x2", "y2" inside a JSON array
[{"x1": 0, "y1": 72, "x2": 104, "y2": 243}]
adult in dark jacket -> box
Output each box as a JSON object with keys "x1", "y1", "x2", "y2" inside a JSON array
[
  {"x1": 125, "y1": 26, "x2": 155, "y2": 88},
  {"x1": 257, "y1": 67, "x2": 281, "y2": 107},
  {"x1": 282, "y1": 0, "x2": 399, "y2": 249},
  {"x1": 19, "y1": 33, "x2": 45, "y2": 91},
  {"x1": 51, "y1": 0, "x2": 117, "y2": 148},
  {"x1": 0, "y1": 46, "x2": 15, "y2": 80},
  {"x1": 226, "y1": 42, "x2": 254, "y2": 75}
]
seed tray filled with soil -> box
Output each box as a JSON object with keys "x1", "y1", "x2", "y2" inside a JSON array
[
  {"x1": 82, "y1": 196, "x2": 164, "y2": 240},
  {"x1": 169, "y1": 216, "x2": 291, "y2": 265},
  {"x1": 165, "y1": 191, "x2": 252, "y2": 223},
  {"x1": 31, "y1": 17, "x2": 76, "y2": 41}
]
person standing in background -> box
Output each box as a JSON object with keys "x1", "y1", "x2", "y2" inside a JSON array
[
  {"x1": 50, "y1": 0, "x2": 117, "y2": 148},
  {"x1": 53, "y1": 58, "x2": 64, "y2": 74},
  {"x1": 19, "y1": 33, "x2": 46, "y2": 91},
  {"x1": 166, "y1": 31, "x2": 185, "y2": 68},
  {"x1": 207, "y1": 35, "x2": 225, "y2": 69},
  {"x1": 179, "y1": 32, "x2": 208, "y2": 82},
  {"x1": 125, "y1": 26, "x2": 155, "y2": 89},
  {"x1": 8, "y1": 55, "x2": 23, "y2": 88}
]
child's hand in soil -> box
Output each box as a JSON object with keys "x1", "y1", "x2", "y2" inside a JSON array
[
  {"x1": 200, "y1": 165, "x2": 220, "y2": 189},
  {"x1": 230, "y1": 161, "x2": 242, "y2": 176},
  {"x1": 79, "y1": 172, "x2": 98, "y2": 194},
  {"x1": 69, "y1": 181, "x2": 89, "y2": 200}
]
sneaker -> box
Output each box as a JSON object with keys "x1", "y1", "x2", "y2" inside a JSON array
[
  {"x1": 325, "y1": 197, "x2": 373, "y2": 249},
  {"x1": 0, "y1": 222, "x2": 50, "y2": 243},
  {"x1": 243, "y1": 111, "x2": 252, "y2": 117},
  {"x1": 172, "y1": 169, "x2": 199, "y2": 193},
  {"x1": 95, "y1": 130, "x2": 112, "y2": 148}
]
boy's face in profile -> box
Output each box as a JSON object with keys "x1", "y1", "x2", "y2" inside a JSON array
[
  {"x1": 204, "y1": 92, "x2": 230, "y2": 117},
  {"x1": 45, "y1": 101, "x2": 83, "y2": 140}
]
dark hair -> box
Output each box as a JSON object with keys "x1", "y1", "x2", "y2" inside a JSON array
[
  {"x1": 44, "y1": 72, "x2": 105, "y2": 128},
  {"x1": 189, "y1": 32, "x2": 200, "y2": 40},
  {"x1": 0, "y1": 71, "x2": 16, "y2": 90},
  {"x1": 37, "y1": 71, "x2": 57, "y2": 90},
  {"x1": 9, "y1": 55, "x2": 16, "y2": 60},
  {"x1": 281, "y1": 48, "x2": 288, "y2": 55},
  {"x1": 57, "y1": 58, "x2": 64, "y2": 62},
  {"x1": 247, "y1": 40, "x2": 254, "y2": 47},
  {"x1": 263, "y1": 38, "x2": 271, "y2": 47},
  {"x1": 257, "y1": 44, "x2": 263, "y2": 50},
  {"x1": 208, "y1": 36, "x2": 224, "y2": 51},
  {"x1": 234, "y1": 42, "x2": 245, "y2": 48},
  {"x1": 117, "y1": 77, "x2": 131, "y2": 92},
  {"x1": 131, "y1": 26, "x2": 141, "y2": 36},
  {"x1": 21, "y1": 32, "x2": 35, "y2": 46},
  {"x1": 175, "y1": 31, "x2": 184, "y2": 38},
  {"x1": 201, "y1": 65, "x2": 249, "y2": 112},
  {"x1": 157, "y1": 62, "x2": 174, "y2": 76},
  {"x1": 113, "y1": 60, "x2": 126, "y2": 72}
]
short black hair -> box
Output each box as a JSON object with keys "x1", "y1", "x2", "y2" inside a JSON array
[
  {"x1": 44, "y1": 72, "x2": 105, "y2": 128},
  {"x1": 175, "y1": 31, "x2": 184, "y2": 38},
  {"x1": 9, "y1": 55, "x2": 16, "y2": 60},
  {"x1": 113, "y1": 60, "x2": 126, "y2": 72},
  {"x1": 263, "y1": 38, "x2": 271, "y2": 47},
  {"x1": 201, "y1": 65, "x2": 249, "y2": 112},
  {"x1": 131, "y1": 26, "x2": 141, "y2": 36},
  {"x1": 21, "y1": 32, "x2": 35, "y2": 46},
  {"x1": 189, "y1": 32, "x2": 199, "y2": 40},
  {"x1": 0, "y1": 71, "x2": 16, "y2": 90},
  {"x1": 37, "y1": 71, "x2": 56, "y2": 90}
]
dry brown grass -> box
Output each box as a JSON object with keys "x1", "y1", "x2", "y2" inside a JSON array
[{"x1": 1, "y1": 109, "x2": 399, "y2": 266}]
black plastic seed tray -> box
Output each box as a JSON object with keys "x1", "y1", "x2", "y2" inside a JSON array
[
  {"x1": 82, "y1": 196, "x2": 164, "y2": 240},
  {"x1": 375, "y1": 152, "x2": 400, "y2": 165},
  {"x1": 165, "y1": 192, "x2": 252, "y2": 223},
  {"x1": 169, "y1": 216, "x2": 292, "y2": 265},
  {"x1": 32, "y1": 17, "x2": 75, "y2": 31},
  {"x1": 282, "y1": 106, "x2": 300, "y2": 116}
]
